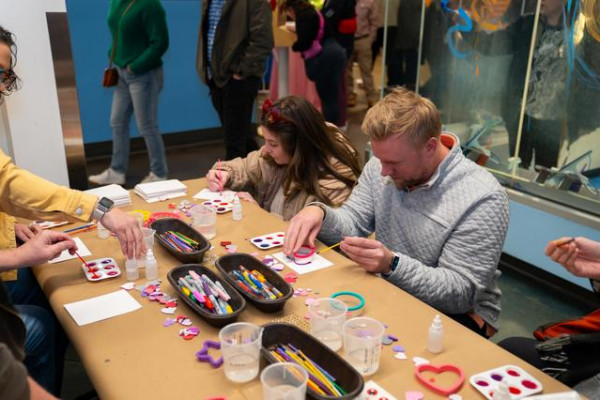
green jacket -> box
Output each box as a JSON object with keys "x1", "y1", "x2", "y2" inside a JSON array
[
  {"x1": 197, "y1": 0, "x2": 274, "y2": 87},
  {"x1": 107, "y1": 0, "x2": 169, "y2": 73}
]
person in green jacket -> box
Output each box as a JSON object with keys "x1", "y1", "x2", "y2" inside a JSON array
[{"x1": 90, "y1": 0, "x2": 170, "y2": 186}]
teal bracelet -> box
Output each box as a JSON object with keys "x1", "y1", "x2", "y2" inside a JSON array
[{"x1": 330, "y1": 291, "x2": 365, "y2": 312}]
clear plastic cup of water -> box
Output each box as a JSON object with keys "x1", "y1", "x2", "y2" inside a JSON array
[
  {"x1": 308, "y1": 298, "x2": 347, "y2": 351},
  {"x1": 190, "y1": 204, "x2": 216, "y2": 240},
  {"x1": 261, "y1": 363, "x2": 308, "y2": 400},
  {"x1": 219, "y1": 322, "x2": 262, "y2": 383},
  {"x1": 342, "y1": 317, "x2": 385, "y2": 376}
]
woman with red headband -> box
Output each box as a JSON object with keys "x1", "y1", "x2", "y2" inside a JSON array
[{"x1": 206, "y1": 96, "x2": 361, "y2": 220}]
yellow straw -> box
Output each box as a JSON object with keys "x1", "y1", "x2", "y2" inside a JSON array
[
  {"x1": 316, "y1": 241, "x2": 341, "y2": 255},
  {"x1": 270, "y1": 351, "x2": 327, "y2": 396}
]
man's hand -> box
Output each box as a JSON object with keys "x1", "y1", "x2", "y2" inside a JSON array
[
  {"x1": 545, "y1": 237, "x2": 600, "y2": 280},
  {"x1": 13, "y1": 230, "x2": 76, "y2": 267},
  {"x1": 284, "y1": 206, "x2": 324, "y2": 256},
  {"x1": 100, "y1": 208, "x2": 145, "y2": 259},
  {"x1": 206, "y1": 169, "x2": 230, "y2": 192},
  {"x1": 340, "y1": 236, "x2": 395, "y2": 274},
  {"x1": 15, "y1": 223, "x2": 37, "y2": 242}
]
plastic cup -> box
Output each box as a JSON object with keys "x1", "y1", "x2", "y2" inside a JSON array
[
  {"x1": 308, "y1": 298, "x2": 347, "y2": 351},
  {"x1": 219, "y1": 322, "x2": 262, "y2": 383},
  {"x1": 190, "y1": 204, "x2": 216, "y2": 240},
  {"x1": 342, "y1": 317, "x2": 385, "y2": 376},
  {"x1": 261, "y1": 363, "x2": 308, "y2": 400},
  {"x1": 97, "y1": 222, "x2": 110, "y2": 239}
]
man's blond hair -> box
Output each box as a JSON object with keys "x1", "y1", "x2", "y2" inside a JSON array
[{"x1": 362, "y1": 87, "x2": 442, "y2": 144}]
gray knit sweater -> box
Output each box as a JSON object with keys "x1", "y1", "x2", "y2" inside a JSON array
[{"x1": 318, "y1": 138, "x2": 510, "y2": 329}]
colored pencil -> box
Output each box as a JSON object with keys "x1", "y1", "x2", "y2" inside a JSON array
[
  {"x1": 554, "y1": 237, "x2": 575, "y2": 247},
  {"x1": 63, "y1": 223, "x2": 95, "y2": 234}
]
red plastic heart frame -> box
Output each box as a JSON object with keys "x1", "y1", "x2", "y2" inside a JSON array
[{"x1": 414, "y1": 363, "x2": 465, "y2": 395}]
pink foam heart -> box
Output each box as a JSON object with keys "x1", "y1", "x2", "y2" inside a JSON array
[{"x1": 405, "y1": 391, "x2": 424, "y2": 400}]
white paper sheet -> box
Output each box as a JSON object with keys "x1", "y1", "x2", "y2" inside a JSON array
[
  {"x1": 136, "y1": 190, "x2": 187, "y2": 203},
  {"x1": 193, "y1": 188, "x2": 237, "y2": 201},
  {"x1": 271, "y1": 251, "x2": 334, "y2": 274},
  {"x1": 48, "y1": 237, "x2": 91, "y2": 264},
  {"x1": 63, "y1": 290, "x2": 142, "y2": 326}
]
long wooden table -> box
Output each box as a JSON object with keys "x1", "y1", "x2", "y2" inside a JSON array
[{"x1": 33, "y1": 179, "x2": 573, "y2": 399}]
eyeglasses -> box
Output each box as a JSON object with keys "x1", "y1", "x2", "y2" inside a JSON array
[{"x1": 261, "y1": 99, "x2": 290, "y2": 124}]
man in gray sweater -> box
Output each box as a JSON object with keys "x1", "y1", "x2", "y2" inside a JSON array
[{"x1": 285, "y1": 88, "x2": 510, "y2": 337}]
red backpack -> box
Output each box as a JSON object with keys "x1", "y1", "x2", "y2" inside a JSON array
[{"x1": 533, "y1": 309, "x2": 600, "y2": 340}]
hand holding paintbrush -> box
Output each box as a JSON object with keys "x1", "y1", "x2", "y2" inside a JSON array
[
  {"x1": 545, "y1": 236, "x2": 600, "y2": 280},
  {"x1": 206, "y1": 168, "x2": 230, "y2": 193}
]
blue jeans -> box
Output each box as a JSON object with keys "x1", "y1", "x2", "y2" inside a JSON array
[
  {"x1": 110, "y1": 66, "x2": 168, "y2": 177},
  {"x1": 6, "y1": 268, "x2": 67, "y2": 396},
  {"x1": 15, "y1": 305, "x2": 56, "y2": 394}
]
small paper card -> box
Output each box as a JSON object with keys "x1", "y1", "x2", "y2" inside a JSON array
[
  {"x1": 193, "y1": 188, "x2": 237, "y2": 201},
  {"x1": 271, "y1": 251, "x2": 333, "y2": 275},
  {"x1": 48, "y1": 237, "x2": 91, "y2": 264},
  {"x1": 64, "y1": 290, "x2": 142, "y2": 326}
]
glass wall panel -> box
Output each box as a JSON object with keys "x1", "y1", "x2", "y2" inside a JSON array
[{"x1": 382, "y1": 0, "x2": 600, "y2": 215}]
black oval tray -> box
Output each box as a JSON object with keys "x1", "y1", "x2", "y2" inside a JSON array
[
  {"x1": 150, "y1": 218, "x2": 210, "y2": 263},
  {"x1": 167, "y1": 264, "x2": 246, "y2": 328},
  {"x1": 261, "y1": 323, "x2": 364, "y2": 399},
  {"x1": 215, "y1": 253, "x2": 293, "y2": 313}
]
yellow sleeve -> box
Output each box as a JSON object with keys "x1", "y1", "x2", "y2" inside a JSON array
[{"x1": 0, "y1": 151, "x2": 97, "y2": 223}]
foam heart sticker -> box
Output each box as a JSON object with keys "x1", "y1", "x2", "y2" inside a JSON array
[
  {"x1": 415, "y1": 363, "x2": 465, "y2": 396},
  {"x1": 405, "y1": 391, "x2": 424, "y2": 400}
]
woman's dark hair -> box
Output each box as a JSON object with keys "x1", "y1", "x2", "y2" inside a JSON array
[
  {"x1": 261, "y1": 96, "x2": 362, "y2": 205},
  {"x1": 281, "y1": 0, "x2": 315, "y2": 14},
  {"x1": 0, "y1": 26, "x2": 20, "y2": 99}
]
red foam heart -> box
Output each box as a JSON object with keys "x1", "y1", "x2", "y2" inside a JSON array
[{"x1": 414, "y1": 363, "x2": 465, "y2": 396}]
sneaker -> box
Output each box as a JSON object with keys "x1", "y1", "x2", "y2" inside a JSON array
[
  {"x1": 140, "y1": 172, "x2": 167, "y2": 184},
  {"x1": 88, "y1": 168, "x2": 125, "y2": 185}
]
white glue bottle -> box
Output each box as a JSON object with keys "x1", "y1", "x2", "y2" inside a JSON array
[
  {"x1": 427, "y1": 314, "x2": 443, "y2": 353},
  {"x1": 492, "y1": 382, "x2": 511, "y2": 400},
  {"x1": 125, "y1": 259, "x2": 139, "y2": 281},
  {"x1": 145, "y1": 249, "x2": 158, "y2": 281},
  {"x1": 232, "y1": 196, "x2": 243, "y2": 221}
]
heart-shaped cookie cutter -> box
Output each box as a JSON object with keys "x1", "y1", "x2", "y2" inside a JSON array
[{"x1": 415, "y1": 363, "x2": 465, "y2": 395}]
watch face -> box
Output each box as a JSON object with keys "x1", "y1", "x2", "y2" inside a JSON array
[{"x1": 99, "y1": 197, "x2": 114, "y2": 209}]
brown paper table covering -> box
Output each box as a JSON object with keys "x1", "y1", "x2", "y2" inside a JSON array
[{"x1": 32, "y1": 178, "x2": 573, "y2": 399}]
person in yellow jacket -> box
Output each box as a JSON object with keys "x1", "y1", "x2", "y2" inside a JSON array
[{"x1": 0, "y1": 25, "x2": 144, "y2": 396}]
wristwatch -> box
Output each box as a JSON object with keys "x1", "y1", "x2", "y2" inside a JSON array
[
  {"x1": 382, "y1": 254, "x2": 400, "y2": 278},
  {"x1": 92, "y1": 197, "x2": 114, "y2": 221}
]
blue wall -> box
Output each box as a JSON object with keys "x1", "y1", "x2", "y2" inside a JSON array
[
  {"x1": 504, "y1": 201, "x2": 600, "y2": 290},
  {"x1": 66, "y1": 0, "x2": 220, "y2": 144}
]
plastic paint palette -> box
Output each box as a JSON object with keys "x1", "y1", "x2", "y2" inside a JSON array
[
  {"x1": 250, "y1": 232, "x2": 285, "y2": 249},
  {"x1": 81, "y1": 258, "x2": 122, "y2": 282},
  {"x1": 202, "y1": 199, "x2": 233, "y2": 214},
  {"x1": 470, "y1": 365, "x2": 543, "y2": 399}
]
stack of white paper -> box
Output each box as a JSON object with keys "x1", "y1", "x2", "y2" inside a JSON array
[
  {"x1": 134, "y1": 179, "x2": 187, "y2": 203},
  {"x1": 85, "y1": 184, "x2": 131, "y2": 207}
]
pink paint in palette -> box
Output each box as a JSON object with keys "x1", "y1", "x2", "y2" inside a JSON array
[
  {"x1": 81, "y1": 258, "x2": 122, "y2": 282},
  {"x1": 470, "y1": 365, "x2": 543, "y2": 399},
  {"x1": 201, "y1": 199, "x2": 233, "y2": 214},
  {"x1": 250, "y1": 232, "x2": 285, "y2": 249}
]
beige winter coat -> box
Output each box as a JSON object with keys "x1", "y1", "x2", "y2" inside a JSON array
[{"x1": 212, "y1": 147, "x2": 358, "y2": 220}]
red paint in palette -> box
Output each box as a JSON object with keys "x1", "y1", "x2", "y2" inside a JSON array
[
  {"x1": 522, "y1": 380, "x2": 537, "y2": 389},
  {"x1": 506, "y1": 369, "x2": 520, "y2": 377},
  {"x1": 509, "y1": 386, "x2": 521, "y2": 395}
]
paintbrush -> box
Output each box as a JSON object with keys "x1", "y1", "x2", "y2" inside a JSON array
[
  {"x1": 554, "y1": 237, "x2": 575, "y2": 247},
  {"x1": 317, "y1": 242, "x2": 341, "y2": 255}
]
